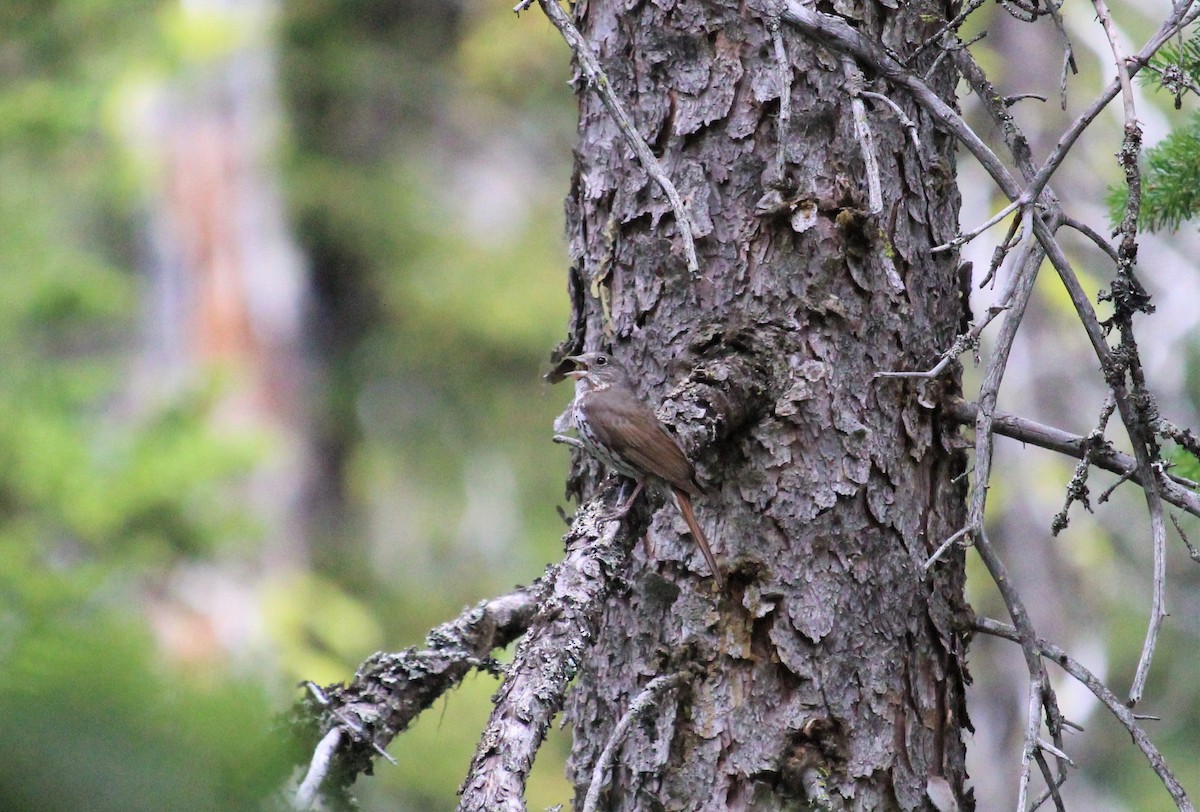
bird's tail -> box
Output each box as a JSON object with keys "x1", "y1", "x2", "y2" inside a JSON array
[{"x1": 671, "y1": 487, "x2": 724, "y2": 588}]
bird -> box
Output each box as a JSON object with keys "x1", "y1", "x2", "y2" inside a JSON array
[{"x1": 560, "y1": 352, "x2": 724, "y2": 587}]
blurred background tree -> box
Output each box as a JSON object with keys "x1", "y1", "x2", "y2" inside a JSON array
[{"x1": 0, "y1": 0, "x2": 1196, "y2": 810}]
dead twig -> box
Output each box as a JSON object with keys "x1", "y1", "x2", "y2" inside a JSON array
[
  {"x1": 528, "y1": 0, "x2": 701, "y2": 276},
  {"x1": 975, "y1": 617, "x2": 1195, "y2": 812},
  {"x1": 581, "y1": 671, "x2": 693, "y2": 812}
]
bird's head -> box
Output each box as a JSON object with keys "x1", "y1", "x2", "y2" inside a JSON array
[{"x1": 563, "y1": 352, "x2": 629, "y2": 391}]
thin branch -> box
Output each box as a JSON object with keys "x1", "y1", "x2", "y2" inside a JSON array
[
  {"x1": 1142, "y1": 62, "x2": 1200, "y2": 104},
  {"x1": 960, "y1": 211, "x2": 1065, "y2": 812},
  {"x1": 1051, "y1": 394, "x2": 1116, "y2": 536},
  {"x1": 1060, "y1": 214, "x2": 1120, "y2": 263},
  {"x1": 1157, "y1": 418, "x2": 1200, "y2": 462},
  {"x1": 973, "y1": 526, "x2": 1063, "y2": 812},
  {"x1": 1093, "y1": 0, "x2": 1137, "y2": 127},
  {"x1": 903, "y1": 0, "x2": 987, "y2": 66},
  {"x1": 967, "y1": 210, "x2": 1038, "y2": 537},
  {"x1": 1030, "y1": 742, "x2": 1072, "y2": 812},
  {"x1": 860, "y1": 91, "x2": 921, "y2": 151},
  {"x1": 875, "y1": 302, "x2": 1007, "y2": 381},
  {"x1": 1169, "y1": 512, "x2": 1200, "y2": 563},
  {"x1": 980, "y1": 210, "x2": 1026, "y2": 289},
  {"x1": 842, "y1": 57, "x2": 884, "y2": 214},
  {"x1": 530, "y1": 0, "x2": 701, "y2": 276},
  {"x1": 974, "y1": 617, "x2": 1196, "y2": 812},
  {"x1": 1030, "y1": 729, "x2": 1067, "y2": 812},
  {"x1": 1092, "y1": 0, "x2": 1165, "y2": 709},
  {"x1": 932, "y1": 198, "x2": 1021, "y2": 254},
  {"x1": 1046, "y1": 0, "x2": 1078, "y2": 109},
  {"x1": 1097, "y1": 468, "x2": 1137, "y2": 504},
  {"x1": 581, "y1": 671, "x2": 692, "y2": 812},
  {"x1": 923, "y1": 525, "x2": 971, "y2": 571},
  {"x1": 1036, "y1": 738, "x2": 1075, "y2": 768},
  {"x1": 1004, "y1": 92, "x2": 1048, "y2": 105},
  {"x1": 942, "y1": 399, "x2": 1200, "y2": 518},
  {"x1": 766, "y1": 5, "x2": 792, "y2": 182},
  {"x1": 294, "y1": 728, "x2": 343, "y2": 811},
  {"x1": 1131, "y1": 470, "x2": 1169, "y2": 706}
]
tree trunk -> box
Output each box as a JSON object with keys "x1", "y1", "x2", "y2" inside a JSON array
[{"x1": 560, "y1": 0, "x2": 973, "y2": 808}]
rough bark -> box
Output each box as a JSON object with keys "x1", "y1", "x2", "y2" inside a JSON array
[{"x1": 558, "y1": 0, "x2": 973, "y2": 809}]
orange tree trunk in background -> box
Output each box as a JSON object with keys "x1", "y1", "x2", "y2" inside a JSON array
[{"x1": 558, "y1": 0, "x2": 973, "y2": 808}]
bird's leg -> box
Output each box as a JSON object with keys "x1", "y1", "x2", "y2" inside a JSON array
[
  {"x1": 615, "y1": 479, "x2": 645, "y2": 515},
  {"x1": 616, "y1": 481, "x2": 655, "y2": 564},
  {"x1": 599, "y1": 478, "x2": 645, "y2": 520},
  {"x1": 641, "y1": 529, "x2": 655, "y2": 563}
]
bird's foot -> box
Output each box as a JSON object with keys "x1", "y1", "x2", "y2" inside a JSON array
[
  {"x1": 553, "y1": 434, "x2": 586, "y2": 451},
  {"x1": 598, "y1": 480, "x2": 645, "y2": 520}
]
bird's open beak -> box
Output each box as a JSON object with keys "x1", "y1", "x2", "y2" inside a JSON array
[{"x1": 563, "y1": 355, "x2": 588, "y2": 379}]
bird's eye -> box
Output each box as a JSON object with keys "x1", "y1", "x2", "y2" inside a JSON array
[{"x1": 594, "y1": 355, "x2": 608, "y2": 367}]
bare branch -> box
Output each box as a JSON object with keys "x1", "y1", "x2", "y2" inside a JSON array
[
  {"x1": 979, "y1": 212, "x2": 1025, "y2": 289},
  {"x1": 1060, "y1": 214, "x2": 1120, "y2": 263},
  {"x1": 1169, "y1": 512, "x2": 1200, "y2": 563},
  {"x1": 581, "y1": 671, "x2": 693, "y2": 812},
  {"x1": 1093, "y1": 0, "x2": 1137, "y2": 126},
  {"x1": 293, "y1": 585, "x2": 541, "y2": 805},
  {"x1": 960, "y1": 211, "x2": 1067, "y2": 809},
  {"x1": 765, "y1": 5, "x2": 792, "y2": 182},
  {"x1": 529, "y1": 0, "x2": 701, "y2": 276},
  {"x1": 875, "y1": 302, "x2": 1007, "y2": 381},
  {"x1": 972, "y1": 527, "x2": 1064, "y2": 812},
  {"x1": 1131, "y1": 471, "x2": 1169, "y2": 706},
  {"x1": 903, "y1": 0, "x2": 987, "y2": 66},
  {"x1": 842, "y1": 57, "x2": 884, "y2": 215},
  {"x1": 923, "y1": 524, "x2": 971, "y2": 571},
  {"x1": 294, "y1": 728, "x2": 343, "y2": 812},
  {"x1": 860, "y1": 91, "x2": 921, "y2": 152},
  {"x1": 942, "y1": 399, "x2": 1200, "y2": 519},
  {"x1": 1046, "y1": 0, "x2": 1078, "y2": 109},
  {"x1": 974, "y1": 617, "x2": 1196, "y2": 812},
  {"x1": 965, "y1": 212, "x2": 1038, "y2": 534},
  {"x1": 1092, "y1": 0, "x2": 1164, "y2": 709},
  {"x1": 1051, "y1": 394, "x2": 1116, "y2": 535},
  {"x1": 932, "y1": 199, "x2": 1021, "y2": 254}
]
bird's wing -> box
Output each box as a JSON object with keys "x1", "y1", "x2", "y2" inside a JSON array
[{"x1": 582, "y1": 389, "x2": 701, "y2": 495}]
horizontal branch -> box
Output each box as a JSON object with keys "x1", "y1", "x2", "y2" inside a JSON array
[{"x1": 944, "y1": 398, "x2": 1200, "y2": 518}]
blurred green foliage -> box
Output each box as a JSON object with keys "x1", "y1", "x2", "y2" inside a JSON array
[
  {"x1": 279, "y1": 1, "x2": 578, "y2": 806},
  {"x1": 0, "y1": 2, "x2": 299, "y2": 809},
  {"x1": 279, "y1": 0, "x2": 576, "y2": 598}
]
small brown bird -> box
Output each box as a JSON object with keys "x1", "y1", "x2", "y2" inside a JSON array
[{"x1": 562, "y1": 352, "x2": 723, "y2": 587}]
